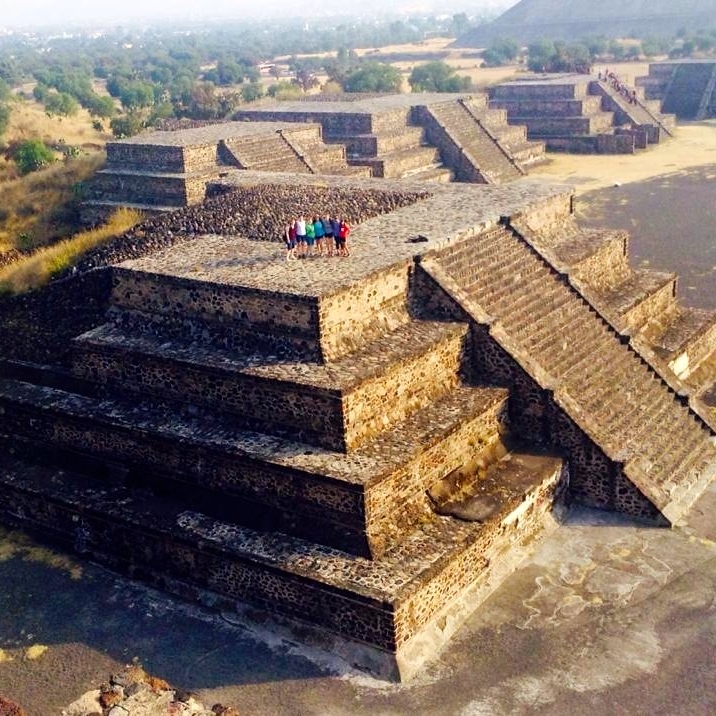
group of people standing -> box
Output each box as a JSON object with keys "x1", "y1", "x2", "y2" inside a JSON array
[{"x1": 283, "y1": 215, "x2": 351, "y2": 260}]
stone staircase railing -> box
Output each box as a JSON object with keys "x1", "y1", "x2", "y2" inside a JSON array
[
  {"x1": 593, "y1": 81, "x2": 674, "y2": 139},
  {"x1": 458, "y1": 99, "x2": 526, "y2": 175}
]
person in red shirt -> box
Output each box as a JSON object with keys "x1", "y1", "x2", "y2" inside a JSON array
[{"x1": 337, "y1": 219, "x2": 350, "y2": 257}]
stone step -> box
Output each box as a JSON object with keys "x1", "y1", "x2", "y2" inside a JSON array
[
  {"x1": 479, "y1": 261, "x2": 547, "y2": 309},
  {"x1": 88, "y1": 172, "x2": 193, "y2": 207},
  {"x1": 640, "y1": 415, "x2": 711, "y2": 494},
  {"x1": 649, "y1": 307, "x2": 716, "y2": 380},
  {"x1": 337, "y1": 127, "x2": 425, "y2": 157},
  {"x1": 502, "y1": 282, "x2": 576, "y2": 338},
  {"x1": 110, "y1": 244, "x2": 415, "y2": 363},
  {"x1": 683, "y1": 350, "x2": 716, "y2": 394},
  {"x1": 524, "y1": 305, "x2": 606, "y2": 365},
  {"x1": 0, "y1": 447, "x2": 566, "y2": 679},
  {"x1": 513, "y1": 113, "x2": 615, "y2": 137},
  {"x1": 0, "y1": 377, "x2": 510, "y2": 559},
  {"x1": 593, "y1": 269, "x2": 677, "y2": 334},
  {"x1": 370, "y1": 109, "x2": 412, "y2": 134},
  {"x1": 404, "y1": 164, "x2": 453, "y2": 183},
  {"x1": 551, "y1": 230, "x2": 631, "y2": 287},
  {"x1": 72, "y1": 318, "x2": 469, "y2": 452},
  {"x1": 508, "y1": 140, "x2": 547, "y2": 166},
  {"x1": 490, "y1": 83, "x2": 588, "y2": 102},
  {"x1": 351, "y1": 146, "x2": 441, "y2": 179},
  {"x1": 481, "y1": 121, "x2": 526, "y2": 147},
  {"x1": 493, "y1": 98, "x2": 605, "y2": 118}
]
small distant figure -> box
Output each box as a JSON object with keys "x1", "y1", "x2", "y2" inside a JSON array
[
  {"x1": 284, "y1": 220, "x2": 297, "y2": 261},
  {"x1": 631, "y1": 89, "x2": 638, "y2": 105},
  {"x1": 295, "y1": 215, "x2": 307, "y2": 258},
  {"x1": 313, "y1": 216, "x2": 325, "y2": 256},
  {"x1": 330, "y1": 216, "x2": 341, "y2": 256},
  {"x1": 337, "y1": 219, "x2": 351, "y2": 257},
  {"x1": 322, "y1": 216, "x2": 334, "y2": 256},
  {"x1": 305, "y1": 217, "x2": 316, "y2": 256}
]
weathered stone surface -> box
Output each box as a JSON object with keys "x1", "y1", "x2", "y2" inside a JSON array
[{"x1": 2, "y1": 171, "x2": 716, "y2": 684}]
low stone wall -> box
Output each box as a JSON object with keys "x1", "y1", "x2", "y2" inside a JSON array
[
  {"x1": 620, "y1": 276, "x2": 677, "y2": 334},
  {"x1": 234, "y1": 110, "x2": 374, "y2": 138},
  {"x1": 571, "y1": 233, "x2": 630, "y2": 291},
  {"x1": 88, "y1": 171, "x2": 191, "y2": 206},
  {"x1": 490, "y1": 82, "x2": 586, "y2": 101},
  {"x1": 492, "y1": 97, "x2": 602, "y2": 117},
  {"x1": 106, "y1": 143, "x2": 187, "y2": 173},
  {"x1": 546, "y1": 134, "x2": 635, "y2": 153}
]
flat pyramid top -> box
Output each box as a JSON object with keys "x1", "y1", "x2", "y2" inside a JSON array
[{"x1": 119, "y1": 174, "x2": 570, "y2": 298}]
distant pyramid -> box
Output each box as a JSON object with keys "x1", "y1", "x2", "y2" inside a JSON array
[{"x1": 456, "y1": 0, "x2": 716, "y2": 46}]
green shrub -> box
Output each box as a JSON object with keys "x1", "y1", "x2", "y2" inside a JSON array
[{"x1": 14, "y1": 140, "x2": 56, "y2": 174}]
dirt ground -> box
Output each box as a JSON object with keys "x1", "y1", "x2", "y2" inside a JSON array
[{"x1": 529, "y1": 121, "x2": 716, "y2": 308}]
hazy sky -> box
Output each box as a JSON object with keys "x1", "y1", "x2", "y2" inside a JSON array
[{"x1": 3, "y1": 0, "x2": 514, "y2": 29}]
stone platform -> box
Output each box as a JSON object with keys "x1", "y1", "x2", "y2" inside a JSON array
[{"x1": 489, "y1": 74, "x2": 675, "y2": 154}]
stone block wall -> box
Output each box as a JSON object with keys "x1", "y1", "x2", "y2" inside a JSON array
[
  {"x1": 106, "y1": 143, "x2": 187, "y2": 173},
  {"x1": 89, "y1": 171, "x2": 192, "y2": 207},
  {"x1": 0, "y1": 269, "x2": 112, "y2": 366},
  {"x1": 571, "y1": 233, "x2": 631, "y2": 291},
  {"x1": 111, "y1": 268, "x2": 322, "y2": 351},
  {"x1": 619, "y1": 276, "x2": 677, "y2": 334},
  {"x1": 490, "y1": 82, "x2": 586, "y2": 101}
]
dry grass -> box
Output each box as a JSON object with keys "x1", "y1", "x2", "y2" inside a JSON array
[
  {"x1": 0, "y1": 207, "x2": 142, "y2": 295},
  {"x1": 0, "y1": 94, "x2": 112, "y2": 252},
  {"x1": 0, "y1": 153, "x2": 106, "y2": 252},
  {"x1": 4, "y1": 94, "x2": 112, "y2": 149}
]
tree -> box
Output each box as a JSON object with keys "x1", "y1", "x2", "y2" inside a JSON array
[
  {"x1": 343, "y1": 62, "x2": 402, "y2": 93},
  {"x1": 482, "y1": 38, "x2": 520, "y2": 67},
  {"x1": 44, "y1": 91, "x2": 79, "y2": 117},
  {"x1": 409, "y1": 61, "x2": 471, "y2": 92},
  {"x1": 14, "y1": 139, "x2": 55, "y2": 174},
  {"x1": 110, "y1": 112, "x2": 146, "y2": 138},
  {"x1": 86, "y1": 94, "x2": 116, "y2": 119},
  {"x1": 119, "y1": 81, "x2": 155, "y2": 111},
  {"x1": 240, "y1": 82, "x2": 263, "y2": 103},
  {"x1": 187, "y1": 81, "x2": 221, "y2": 119}
]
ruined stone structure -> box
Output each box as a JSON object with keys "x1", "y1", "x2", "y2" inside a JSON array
[
  {"x1": 83, "y1": 94, "x2": 545, "y2": 223},
  {"x1": 637, "y1": 60, "x2": 716, "y2": 120},
  {"x1": 2, "y1": 173, "x2": 716, "y2": 680},
  {"x1": 489, "y1": 75, "x2": 676, "y2": 153},
  {"x1": 81, "y1": 121, "x2": 368, "y2": 224}
]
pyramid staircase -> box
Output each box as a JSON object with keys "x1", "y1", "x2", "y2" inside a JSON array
[
  {"x1": 589, "y1": 80, "x2": 675, "y2": 143},
  {"x1": 221, "y1": 131, "x2": 313, "y2": 173},
  {"x1": 510, "y1": 214, "x2": 716, "y2": 426},
  {"x1": 419, "y1": 100, "x2": 524, "y2": 184},
  {"x1": 421, "y1": 223, "x2": 716, "y2": 522},
  {"x1": 0, "y1": 241, "x2": 569, "y2": 680}
]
